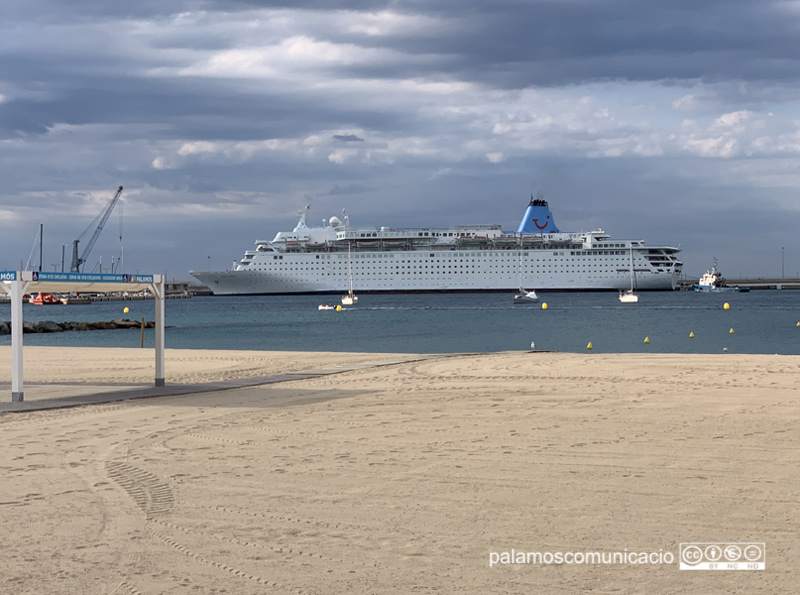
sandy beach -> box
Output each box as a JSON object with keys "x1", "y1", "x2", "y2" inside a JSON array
[{"x1": 1, "y1": 347, "x2": 797, "y2": 593}]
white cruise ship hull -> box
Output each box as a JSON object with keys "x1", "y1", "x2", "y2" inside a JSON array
[
  {"x1": 190, "y1": 198, "x2": 682, "y2": 295},
  {"x1": 192, "y1": 252, "x2": 680, "y2": 294}
]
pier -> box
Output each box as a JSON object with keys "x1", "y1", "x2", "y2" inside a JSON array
[{"x1": 677, "y1": 278, "x2": 800, "y2": 291}]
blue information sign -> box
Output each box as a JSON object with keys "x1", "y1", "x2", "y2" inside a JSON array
[{"x1": 28, "y1": 272, "x2": 155, "y2": 283}]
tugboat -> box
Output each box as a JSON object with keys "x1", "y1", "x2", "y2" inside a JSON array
[{"x1": 694, "y1": 258, "x2": 750, "y2": 293}]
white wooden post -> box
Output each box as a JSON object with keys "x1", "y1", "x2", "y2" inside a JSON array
[
  {"x1": 153, "y1": 276, "x2": 165, "y2": 386},
  {"x1": 10, "y1": 277, "x2": 28, "y2": 402}
]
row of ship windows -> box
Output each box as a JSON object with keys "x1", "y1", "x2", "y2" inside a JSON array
[
  {"x1": 244, "y1": 250, "x2": 654, "y2": 262},
  {"x1": 306, "y1": 250, "x2": 636, "y2": 259},
  {"x1": 253, "y1": 262, "x2": 639, "y2": 269},
  {"x1": 347, "y1": 232, "x2": 465, "y2": 238},
  {"x1": 249, "y1": 273, "x2": 631, "y2": 282},
  {"x1": 256, "y1": 265, "x2": 633, "y2": 269},
  {"x1": 248, "y1": 268, "x2": 641, "y2": 274},
  {"x1": 266, "y1": 257, "x2": 641, "y2": 264},
  {"x1": 573, "y1": 250, "x2": 634, "y2": 256},
  {"x1": 266, "y1": 264, "x2": 638, "y2": 268}
]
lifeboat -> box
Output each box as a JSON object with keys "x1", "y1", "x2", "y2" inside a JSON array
[
  {"x1": 29, "y1": 292, "x2": 60, "y2": 305},
  {"x1": 457, "y1": 236, "x2": 489, "y2": 246}
]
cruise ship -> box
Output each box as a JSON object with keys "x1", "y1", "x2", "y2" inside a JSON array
[{"x1": 190, "y1": 197, "x2": 683, "y2": 294}]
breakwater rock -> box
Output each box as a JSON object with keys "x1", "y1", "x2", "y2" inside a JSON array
[{"x1": 0, "y1": 318, "x2": 155, "y2": 335}]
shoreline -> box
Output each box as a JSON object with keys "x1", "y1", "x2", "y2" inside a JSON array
[
  {"x1": 2, "y1": 345, "x2": 798, "y2": 391},
  {"x1": 2, "y1": 345, "x2": 798, "y2": 395}
]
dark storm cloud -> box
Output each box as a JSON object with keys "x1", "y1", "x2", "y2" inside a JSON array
[
  {"x1": 221, "y1": 0, "x2": 391, "y2": 9},
  {"x1": 328, "y1": 183, "x2": 371, "y2": 195},
  {"x1": 5, "y1": 0, "x2": 202, "y2": 21},
  {"x1": 317, "y1": 0, "x2": 800, "y2": 88},
  {"x1": 333, "y1": 134, "x2": 364, "y2": 142},
  {"x1": 0, "y1": 76, "x2": 414, "y2": 142},
  {"x1": 4, "y1": 0, "x2": 797, "y2": 143},
  {"x1": 13, "y1": 0, "x2": 799, "y2": 88}
]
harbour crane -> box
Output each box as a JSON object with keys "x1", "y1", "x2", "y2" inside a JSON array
[{"x1": 70, "y1": 186, "x2": 123, "y2": 273}]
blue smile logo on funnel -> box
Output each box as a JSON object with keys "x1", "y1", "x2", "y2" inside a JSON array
[{"x1": 516, "y1": 195, "x2": 560, "y2": 233}]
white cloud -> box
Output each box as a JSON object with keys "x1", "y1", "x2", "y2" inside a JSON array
[
  {"x1": 152, "y1": 156, "x2": 171, "y2": 170},
  {"x1": 683, "y1": 136, "x2": 739, "y2": 158},
  {"x1": 0, "y1": 208, "x2": 19, "y2": 223},
  {"x1": 486, "y1": 152, "x2": 504, "y2": 163},
  {"x1": 346, "y1": 11, "x2": 443, "y2": 37},
  {"x1": 672, "y1": 94, "x2": 700, "y2": 112},
  {"x1": 713, "y1": 110, "x2": 754, "y2": 130},
  {"x1": 178, "y1": 141, "x2": 217, "y2": 156},
  {"x1": 328, "y1": 149, "x2": 359, "y2": 164},
  {"x1": 178, "y1": 35, "x2": 406, "y2": 80}
]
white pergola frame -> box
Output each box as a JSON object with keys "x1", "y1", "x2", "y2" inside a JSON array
[{"x1": 1, "y1": 271, "x2": 165, "y2": 402}]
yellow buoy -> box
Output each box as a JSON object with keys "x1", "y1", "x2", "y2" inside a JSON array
[
  {"x1": 689, "y1": 331, "x2": 695, "y2": 339},
  {"x1": 723, "y1": 302, "x2": 730, "y2": 310},
  {"x1": 797, "y1": 322, "x2": 800, "y2": 327},
  {"x1": 541, "y1": 302, "x2": 548, "y2": 310},
  {"x1": 123, "y1": 307, "x2": 129, "y2": 314},
  {"x1": 587, "y1": 341, "x2": 593, "y2": 350},
  {"x1": 336, "y1": 305, "x2": 342, "y2": 312},
  {"x1": 644, "y1": 336, "x2": 650, "y2": 344},
  {"x1": 729, "y1": 328, "x2": 734, "y2": 335}
]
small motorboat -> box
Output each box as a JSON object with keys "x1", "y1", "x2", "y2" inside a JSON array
[
  {"x1": 513, "y1": 288, "x2": 539, "y2": 303},
  {"x1": 318, "y1": 304, "x2": 336, "y2": 310},
  {"x1": 60, "y1": 293, "x2": 93, "y2": 305}
]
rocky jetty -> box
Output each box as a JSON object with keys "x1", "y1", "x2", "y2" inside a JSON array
[{"x1": 0, "y1": 318, "x2": 155, "y2": 335}]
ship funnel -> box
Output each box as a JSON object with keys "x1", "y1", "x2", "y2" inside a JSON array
[{"x1": 516, "y1": 195, "x2": 559, "y2": 233}]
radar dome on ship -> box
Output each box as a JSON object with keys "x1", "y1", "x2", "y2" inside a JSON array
[{"x1": 328, "y1": 216, "x2": 342, "y2": 227}]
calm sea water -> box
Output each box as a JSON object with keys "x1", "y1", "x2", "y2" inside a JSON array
[{"x1": 1, "y1": 291, "x2": 798, "y2": 354}]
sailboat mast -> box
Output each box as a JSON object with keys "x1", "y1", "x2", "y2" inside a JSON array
[
  {"x1": 347, "y1": 241, "x2": 353, "y2": 295},
  {"x1": 629, "y1": 245, "x2": 637, "y2": 290}
]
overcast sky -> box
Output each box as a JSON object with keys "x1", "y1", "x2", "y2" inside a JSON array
[{"x1": 2, "y1": 0, "x2": 799, "y2": 280}]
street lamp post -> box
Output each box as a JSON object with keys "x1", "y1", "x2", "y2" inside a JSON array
[{"x1": 782, "y1": 246, "x2": 785, "y2": 279}]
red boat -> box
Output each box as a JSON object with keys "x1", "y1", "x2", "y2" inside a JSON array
[{"x1": 29, "y1": 292, "x2": 60, "y2": 305}]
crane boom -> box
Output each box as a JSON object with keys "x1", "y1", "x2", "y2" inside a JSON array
[{"x1": 70, "y1": 186, "x2": 123, "y2": 273}]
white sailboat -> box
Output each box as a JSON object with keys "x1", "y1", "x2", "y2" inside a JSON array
[
  {"x1": 341, "y1": 241, "x2": 358, "y2": 306},
  {"x1": 513, "y1": 248, "x2": 539, "y2": 303},
  {"x1": 514, "y1": 288, "x2": 539, "y2": 302},
  {"x1": 619, "y1": 245, "x2": 639, "y2": 303}
]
